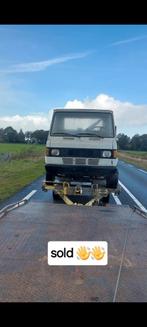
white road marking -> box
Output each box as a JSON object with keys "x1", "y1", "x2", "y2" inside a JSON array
[
  {"x1": 22, "y1": 190, "x2": 37, "y2": 201},
  {"x1": 138, "y1": 169, "x2": 147, "y2": 174},
  {"x1": 119, "y1": 181, "x2": 147, "y2": 213},
  {"x1": 112, "y1": 193, "x2": 122, "y2": 205}
]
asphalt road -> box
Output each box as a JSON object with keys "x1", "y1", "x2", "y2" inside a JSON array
[{"x1": 0, "y1": 160, "x2": 147, "y2": 212}]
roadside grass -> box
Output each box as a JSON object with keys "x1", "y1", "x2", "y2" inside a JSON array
[
  {"x1": 119, "y1": 150, "x2": 147, "y2": 159},
  {"x1": 0, "y1": 143, "x2": 44, "y2": 156},
  {"x1": 0, "y1": 143, "x2": 45, "y2": 202},
  {"x1": 118, "y1": 150, "x2": 147, "y2": 171}
]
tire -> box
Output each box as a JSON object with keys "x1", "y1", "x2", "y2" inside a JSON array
[
  {"x1": 106, "y1": 175, "x2": 118, "y2": 189},
  {"x1": 108, "y1": 181, "x2": 118, "y2": 189},
  {"x1": 52, "y1": 191, "x2": 60, "y2": 201},
  {"x1": 101, "y1": 194, "x2": 110, "y2": 204},
  {"x1": 46, "y1": 172, "x2": 54, "y2": 182}
]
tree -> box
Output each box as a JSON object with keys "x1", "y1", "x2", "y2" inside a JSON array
[
  {"x1": 31, "y1": 130, "x2": 48, "y2": 144},
  {"x1": 117, "y1": 133, "x2": 130, "y2": 150},
  {"x1": 140, "y1": 134, "x2": 147, "y2": 151},
  {"x1": 3, "y1": 126, "x2": 18, "y2": 143},
  {"x1": 17, "y1": 129, "x2": 25, "y2": 143},
  {"x1": 130, "y1": 134, "x2": 141, "y2": 150},
  {"x1": 0, "y1": 128, "x2": 4, "y2": 142}
]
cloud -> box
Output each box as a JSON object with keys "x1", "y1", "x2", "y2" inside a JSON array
[
  {"x1": 0, "y1": 94, "x2": 147, "y2": 135},
  {"x1": 110, "y1": 35, "x2": 147, "y2": 46},
  {"x1": 64, "y1": 94, "x2": 147, "y2": 132},
  {"x1": 0, "y1": 51, "x2": 91, "y2": 74},
  {"x1": 0, "y1": 114, "x2": 51, "y2": 131}
]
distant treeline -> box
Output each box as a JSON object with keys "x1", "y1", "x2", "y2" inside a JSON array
[
  {"x1": 0, "y1": 127, "x2": 48, "y2": 145},
  {"x1": 0, "y1": 127, "x2": 147, "y2": 150},
  {"x1": 117, "y1": 133, "x2": 147, "y2": 151}
]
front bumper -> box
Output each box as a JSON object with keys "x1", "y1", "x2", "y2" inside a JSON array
[{"x1": 45, "y1": 164, "x2": 118, "y2": 182}]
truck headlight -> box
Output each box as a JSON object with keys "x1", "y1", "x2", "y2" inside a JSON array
[
  {"x1": 51, "y1": 149, "x2": 60, "y2": 156},
  {"x1": 102, "y1": 150, "x2": 111, "y2": 158}
]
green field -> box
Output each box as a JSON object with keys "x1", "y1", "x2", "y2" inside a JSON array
[
  {"x1": 118, "y1": 150, "x2": 147, "y2": 170},
  {"x1": 0, "y1": 143, "x2": 45, "y2": 203},
  {"x1": 119, "y1": 150, "x2": 147, "y2": 159}
]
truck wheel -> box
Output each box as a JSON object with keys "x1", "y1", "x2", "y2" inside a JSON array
[
  {"x1": 46, "y1": 172, "x2": 54, "y2": 182},
  {"x1": 99, "y1": 195, "x2": 110, "y2": 206},
  {"x1": 107, "y1": 176, "x2": 118, "y2": 189},
  {"x1": 102, "y1": 194, "x2": 110, "y2": 204},
  {"x1": 52, "y1": 191, "x2": 60, "y2": 201}
]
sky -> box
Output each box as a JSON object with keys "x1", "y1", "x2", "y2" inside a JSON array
[{"x1": 0, "y1": 24, "x2": 147, "y2": 136}]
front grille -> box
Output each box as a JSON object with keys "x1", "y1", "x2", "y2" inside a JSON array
[
  {"x1": 75, "y1": 158, "x2": 86, "y2": 165},
  {"x1": 47, "y1": 148, "x2": 113, "y2": 158},
  {"x1": 62, "y1": 158, "x2": 73, "y2": 165},
  {"x1": 88, "y1": 158, "x2": 99, "y2": 165},
  {"x1": 59, "y1": 148, "x2": 101, "y2": 158},
  {"x1": 62, "y1": 158, "x2": 87, "y2": 165}
]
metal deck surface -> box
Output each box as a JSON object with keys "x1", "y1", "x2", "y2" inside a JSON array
[{"x1": 0, "y1": 201, "x2": 147, "y2": 302}]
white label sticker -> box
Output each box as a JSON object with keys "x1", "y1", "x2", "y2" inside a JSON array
[{"x1": 48, "y1": 241, "x2": 108, "y2": 266}]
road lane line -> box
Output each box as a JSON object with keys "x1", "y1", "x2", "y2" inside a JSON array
[
  {"x1": 22, "y1": 190, "x2": 37, "y2": 201},
  {"x1": 112, "y1": 193, "x2": 122, "y2": 205},
  {"x1": 119, "y1": 181, "x2": 147, "y2": 213},
  {"x1": 138, "y1": 169, "x2": 147, "y2": 174}
]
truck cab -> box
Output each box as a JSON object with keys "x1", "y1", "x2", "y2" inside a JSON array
[{"x1": 45, "y1": 109, "x2": 118, "y2": 189}]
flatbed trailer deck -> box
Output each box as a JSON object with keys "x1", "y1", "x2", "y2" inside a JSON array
[{"x1": 0, "y1": 201, "x2": 147, "y2": 302}]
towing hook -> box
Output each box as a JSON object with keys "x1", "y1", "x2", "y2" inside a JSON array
[
  {"x1": 75, "y1": 185, "x2": 82, "y2": 195},
  {"x1": 63, "y1": 181, "x2": 70, "y2": 189}
]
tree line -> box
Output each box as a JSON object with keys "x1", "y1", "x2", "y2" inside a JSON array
[
  {"x1": 117, "y1": 133, "x2": 147, "y2": 151},
  {"x1": 0, "y1": 126, "x2": 147, "y2": 150},
  {"x1": 0, "y1": 127, "x2": 48, "y2": 145}
]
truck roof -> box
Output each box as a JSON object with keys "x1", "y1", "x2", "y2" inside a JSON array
[{"x1": 52, "y1": 108, "x2": 114, "y2": 114}]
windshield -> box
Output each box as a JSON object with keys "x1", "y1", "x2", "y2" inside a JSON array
[{"x1": 50, "y1": 111, "x2": 114, "y2": 137}]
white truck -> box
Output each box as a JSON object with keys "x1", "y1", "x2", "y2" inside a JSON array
[
  {"x1": 1, "y1": 109, "x2": 147, "y2": 301},
  {"x1": 44, "y1": 108, "x2": 119, "y2": 204}
]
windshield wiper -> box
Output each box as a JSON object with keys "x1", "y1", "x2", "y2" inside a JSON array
[
  {"x1": 52, "y1": 132, "x2": 104, "y2": 138},
  {"x1": 75, "y1": 132, "x2": 104, "y2": 138},
  {"x1": 52, "y1": 132, "x2": 76, "y2": 137}
]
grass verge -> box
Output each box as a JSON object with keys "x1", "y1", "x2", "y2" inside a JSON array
[
  {"x1": 0, "y1": 143, "x2": 45, "y2": 203},
  {"x1": 118, "y1": 151, "x2": 147, "y2": 170}
]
